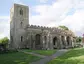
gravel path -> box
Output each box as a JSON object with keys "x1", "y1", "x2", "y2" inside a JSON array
[
  {"x1": 18, "y1": 50, "x2": 46, "y2": 58},
  {"x1": 30, "y1": 49, "x2": 68, "y2": 64}
]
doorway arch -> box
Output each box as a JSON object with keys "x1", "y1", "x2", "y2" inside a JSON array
[
  {"x1": 61, "y1": 36, "x2": 65, "y2": 46},
  {"x1": 53, "y1": 37, "x2": 58, "y2": 49},
  {"x1": 67, "y1": 36, "x2": 70, "y2": 46},
  {"x1": 35, "y1": 34, "x2": 41, "y2": 49},
  {"x1": 44, "y1": 36, "x2": 47, "y2": 45}
]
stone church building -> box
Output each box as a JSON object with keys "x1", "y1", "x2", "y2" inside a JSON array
[{"x1": 9, "y1": 4, "x2": 76, "y2": 50}]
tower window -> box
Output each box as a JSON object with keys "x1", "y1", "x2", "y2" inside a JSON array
[
  {"x1": 21, "y1": 36, "x2": 23, "y2": 42},
  {"x1": 20, "y1": 9, "x2": 23, "y2": 15},
  {"x1": 20, "y1": 22, "x2": 23, "y2": 27},
  {"x1": 11, "y1": 36, "x2": 13, "y2": 43}
]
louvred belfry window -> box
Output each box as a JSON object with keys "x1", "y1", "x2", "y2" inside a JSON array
[{"x1": 20, "y1": 9, "x2": 23, "y2": 15}]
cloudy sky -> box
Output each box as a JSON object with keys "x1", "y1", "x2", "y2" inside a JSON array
[{"x1": 0, "y1": 0, "x2": 84, "y2": 39}]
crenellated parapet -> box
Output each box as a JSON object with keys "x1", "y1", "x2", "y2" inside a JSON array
[
  {"x1": 25, "y1": 24, "x2": 75, "y2": 37},
  {"x1": 27, "y1": 24, "x2": 53, "y2": 30}
]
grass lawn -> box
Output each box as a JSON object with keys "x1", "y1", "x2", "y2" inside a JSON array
[
  {"x1": 48, "y1": 48, "x2": 84, "y2": 64},
  {"x1": 22, "y1": 49, "x2": 57, "y2": 56},
  {"x1": 0, "y1": 51, "x2": 41, "y2": 64}
]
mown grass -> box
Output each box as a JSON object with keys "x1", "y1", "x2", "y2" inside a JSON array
[
  {"x1": 48, "y1": 48, "x2": 84, "y2": 64},
  {"x1": 22, "y1": 49, "x2": 57, "y2": 56},
  {"x1": 0, "y1": 51, "x2": 41, "y2": 64}
]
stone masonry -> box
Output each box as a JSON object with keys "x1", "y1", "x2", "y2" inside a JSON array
[{"x1": 9, "y1": 4, "x2": 76, "y2": 50}]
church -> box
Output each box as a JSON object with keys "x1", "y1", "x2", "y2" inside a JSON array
[{"x1": 9, "y1": 4, "x2": 76, "y2": 50}]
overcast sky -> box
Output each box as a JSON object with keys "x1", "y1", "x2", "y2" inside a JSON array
[{"x1": 0, "y1": 0, "x2": 84, "y2": 38}]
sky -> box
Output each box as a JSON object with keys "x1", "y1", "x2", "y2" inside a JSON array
[{"x1": 0, "y1": 0, "x2": 84, "y2": 39}]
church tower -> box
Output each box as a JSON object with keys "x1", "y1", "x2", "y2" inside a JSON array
[{"x1": 10, "y1": 4, "x2": 29, "y2": 49}]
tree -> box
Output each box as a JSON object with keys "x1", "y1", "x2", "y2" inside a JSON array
[
  {"x1": 58, "y1": 26, "x2": 69, "y2": 30},
  {"x1": 76, "y1": 36, "x2": 82, "y2": 43},
  {"x1": 0, "y1": 37, "x2": 9, "y2": 44},
  {"x1": 0, "y1": 37, "x2": 9, "y2": 52}
]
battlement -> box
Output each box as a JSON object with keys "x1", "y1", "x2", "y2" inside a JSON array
[
  {"x1": 25, "y1": 24, "x2": 75, "y2": 36},
  {"x1": 27, "y1": 24, "x2": 65, "y2": 31},
  {"x1": 28, "y1": 24, "x2": 52, "y2": 29}
]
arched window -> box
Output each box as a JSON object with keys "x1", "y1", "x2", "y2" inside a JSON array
[
  {"x1": 53, "y1": 37, "x2": 57, "y2": 45},
  {"x1": 21, "y1": 36, "x2": 23, "y2": 42},
  {"x1": 11, "y1": 36, "x2": 13, "y2": 43},
  {"x1": 20, "y1": 9, "x2": 23, "y2": 15},
  {"x1": 44, "y1": 36, "x2": 47, "y2": 45},
  {"x1": 61, "y1": 36, "x2": 65, "y2": 45},
  {"x1": 35, "y1": 34, "x2": 40, "y2": 45},
  {"x1": 20, "y1": 22, "x2": 23, "y2": 27},
  {"x1": 67, "y1": 36, "x2": 70, "y2": 45}
]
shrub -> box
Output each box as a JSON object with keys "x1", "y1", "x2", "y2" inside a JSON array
[{"x1": 0, "y1": 37, "x2": 9, "y2": 53}]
